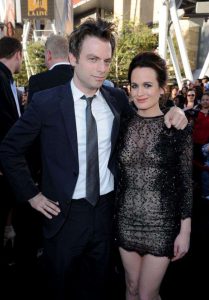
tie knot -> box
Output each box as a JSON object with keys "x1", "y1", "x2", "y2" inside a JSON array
[{"x1": 81, "y1": 95, "x2": 96, "y2": 104}]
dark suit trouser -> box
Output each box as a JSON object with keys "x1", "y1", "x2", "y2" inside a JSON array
[
  {"x1": 42, "y1": 192, "x2": 115, "y2": 300},
  {"x1": 0, "y1": 176, "x2": 15, "y2": 269}
]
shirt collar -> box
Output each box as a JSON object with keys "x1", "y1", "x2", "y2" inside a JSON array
[
  {"x1": 49, "y1": 62, "x2": 71, "y2": 70},
  {"x1": 70, "y1": 79, "x2": 100, "y2": 102}
]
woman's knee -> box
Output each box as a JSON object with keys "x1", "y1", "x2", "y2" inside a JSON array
[{"x1": 126, "y1": 277, "x2": 139, "y2": 297}]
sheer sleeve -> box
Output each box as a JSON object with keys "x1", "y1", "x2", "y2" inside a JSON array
[{"x1": 176, "y1": 125, "x2": 193, "y2": 219}]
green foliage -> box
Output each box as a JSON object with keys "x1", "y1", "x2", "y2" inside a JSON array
[
  {"x1": 15, "y1": 22, "x2": 157, "y2": 88},
  {"x1": 109, "y1": 21, "x2": 158, "y2": 86},
  {"x1": 14, "y1": 59, "x2": 28, "y2": 87},
  {"x1": 15, "y1": 41, "x2": 46, "y2": 87},
  {"x1": 27, "y1": 41, "x2": 46, "y2": 74}
]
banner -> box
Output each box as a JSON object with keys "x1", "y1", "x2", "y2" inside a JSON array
[
  {"x1": 28, "y1": 0, "x2": 48, "y2": 17},
  {"x1": 1, "y1": 0, "x2": 15, "y2": 26},
  {"x1": 21, "y1": 0, "x2": 54, "y2": 19}
]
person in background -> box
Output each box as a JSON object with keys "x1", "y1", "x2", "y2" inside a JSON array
[
  {"x1": 187, "y1": 92, "x2": 209, "y2": 192},
  {"x1": 184, "y1": 89, "x2": 197, "y2": 111},
  {"x1": 28, "y1": 34, "x2": 74, "y2": 102},
  {"x1": 194, "y1": 78, "x2": 204, "y2": 90},
  {"x1": 5, "y1": 21, "x2": 15, "y2": 37},
  {"x1": 0, "y1": 36, "x2": 23, "y2": 271},
  {"x1": 202, "y1": 75, "x2": 209, "y2": 92},
  {"x1": 21, "y1": 86, "x2": 29, "y2": 107},
  {"x1": 179, "y1": 85, "x2": 188, "y2": 104},
  {"x1": 165, "y1": 86, "x2": 178, "y2": 107},
  {"x1": 202, "y1": 143, "x2": 209, "y2": 200},
  {"x1": 0, "y1": 18, "x2": 188, "y2": 300},
  {"x1": 103, "y1": 79, "x2": 114, "y2": 87},
  {"x1": 116, "y1": 51, "x2": 192, "y2": 300},
  {"x1": 173, "y1": 94, "x2": 185, "y2": 109}
]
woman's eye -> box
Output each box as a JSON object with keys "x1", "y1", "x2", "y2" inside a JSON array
[
  {"x1": 144, "y1": 83, "x2": 152, "y2": 88},
  {"x1": 131, "y1": 84, "x2": 137, "y2": 89}
]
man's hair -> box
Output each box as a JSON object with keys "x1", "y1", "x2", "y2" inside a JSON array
[
  {"x1": 0, "y1": 36, "x2": 22, "y2": 59},
  {"x1": 45, "y1": 35, "x2": 69, "y2": 59},
  {"x1": 69, "y1": 18, "x2": 116, "y2": 60},
  {"x1": 202, "y1": 92, "x2": 209, "y2": 98}
]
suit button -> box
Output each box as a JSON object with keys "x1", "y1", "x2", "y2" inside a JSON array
[{"x1": 66, "y1": 200, "x2": 70, "y2": 205}]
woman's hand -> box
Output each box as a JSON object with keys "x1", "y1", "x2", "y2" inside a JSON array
[{"x1": 171, "y1": 231, "x2": 190, "y2": 262}]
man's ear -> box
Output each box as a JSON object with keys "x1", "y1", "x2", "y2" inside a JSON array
[
  {"x1": 15, "y1": 50, "x2": 21, "y2": 61},
  {"x1": 69, "y1": 52, "x2": 77, "y2": 67},
  {"x1": 45, "y1": 49, "x2": 52, "y2": 62}
]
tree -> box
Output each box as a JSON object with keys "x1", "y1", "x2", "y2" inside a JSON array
[
  {"x1": 109, "y1": 21, "x2": 158, "y2": 86},
  {"x1": 27, "y1": 41, "x2": 46, "y2": 74},
  {"x1": 14, "y1": 41, "x2": 46, "y2": 87}
]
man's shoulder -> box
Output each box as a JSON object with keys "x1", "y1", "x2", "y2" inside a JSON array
[
  {"x1": 33, "y1": 81, "x2": 70, "y2": 98},
  {"x1": 29, "y1": 69, "x2": 50, "y2": 82},
  {"x1": 101, "y1": 85, "x2": 127, "y2": 97},
  {"x1": 29, "y1": 65, "x2": 73, "y2": 86},
  {"x1": 29, "y1": 83, "x2": 71, "y2": 114}
]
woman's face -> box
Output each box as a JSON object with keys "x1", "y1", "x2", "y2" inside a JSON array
[
  {"x1": 201, "y1": 94, "x2": 209, "y2": 109},
  {"x1": 130, "y1": 67, "x2": 163, "y2": 116},
  {"x1": 187, "y1": 91, "x2": 195, "y2": 103},
  {"x1": 171, "y1": 88, "x2": 178, "y2": 98},
  {"x1": 182, "y1": 87, "x2": 187, "y2": 94}
]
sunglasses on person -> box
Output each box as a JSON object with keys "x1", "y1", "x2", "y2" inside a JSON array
[{"x1": 187, "y1": 94, "x2": 195, "y2": 97}]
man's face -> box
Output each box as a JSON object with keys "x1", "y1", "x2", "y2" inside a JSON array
[
  {"x1": 201, "y1": 95, "x2": 209, "y2": 109},
  {"x1": 70, "y1": 36, "x2": 112, "y2": 96}
]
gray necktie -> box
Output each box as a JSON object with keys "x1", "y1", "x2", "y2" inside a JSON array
[{"x1": 81, "y1": 95, "x2": 100, "y2": 206}]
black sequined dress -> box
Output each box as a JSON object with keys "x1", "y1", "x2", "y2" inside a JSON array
[{"x1": 116, "y1": 113, "x2": 193, "y2": 257}]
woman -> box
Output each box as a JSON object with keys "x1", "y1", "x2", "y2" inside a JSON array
[
  {"x1": 5, "y1": 21, "x2": 15, "y2": 37},
  {"x1": 116, "y1": 52, "x2": 193, "y2": 300},
  {"x1": 184, "y1": 89, "x2": 197, "y2": 111}
]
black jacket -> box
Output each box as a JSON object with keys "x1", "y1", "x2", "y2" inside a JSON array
[
  {"x1": 28, "y1": 64, "x2": 74, "y2": 102},
  {"x1": 0, "y1": 83, "x2": 131, "y2": 238}
]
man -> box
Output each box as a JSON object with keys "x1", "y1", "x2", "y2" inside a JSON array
[
  {"x1": 0, "y1": 36, "x2": 22, "y2": 270},
  {"x1": 0, "y1": 18, "x2": 187, "y2": 300},
  {"x1": 28, "y1": 34, "x2": 74, "y2": 102},
  {"x1": 202, "y1": 75, "x2": 209, "y2": 92}
]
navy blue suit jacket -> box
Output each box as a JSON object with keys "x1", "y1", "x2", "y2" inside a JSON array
[{"x1": 0, "y1": 82, "x2": 131, "y2": 238}]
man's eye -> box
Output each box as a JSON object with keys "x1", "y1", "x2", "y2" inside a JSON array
[
  {"x1": 104, "y1": 60, "x2": 111, "y2": 65},
  {"x1": 89, "y1": 57, "x2": 97, "y2": 62}
]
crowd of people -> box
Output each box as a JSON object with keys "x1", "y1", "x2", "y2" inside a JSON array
[{"x1": 0, "y1": 17, "x2": 208, "y2": 300}]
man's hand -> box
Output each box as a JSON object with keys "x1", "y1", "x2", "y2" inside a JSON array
[
  {"x1": 164, "y1": 106, "x2": 188, "y2": 130},
  {"x1": 28, "y1": 192, "x2": 61, "y2": 219}
]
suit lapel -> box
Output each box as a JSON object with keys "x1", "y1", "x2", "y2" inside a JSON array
[
  {"x1": 60, "y1": 85, "x2": 121, "y2": 163},
  {"x1": 60, "y1": 84, "x2": 78, "y2": 162}
]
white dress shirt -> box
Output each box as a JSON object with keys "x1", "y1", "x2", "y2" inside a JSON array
[
  {"x1": 10, "y1": 80, "x2": 21, "y2": 117},
  {"x1": 71, "y1": 79, "x2": 114, "y2": 199}
]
